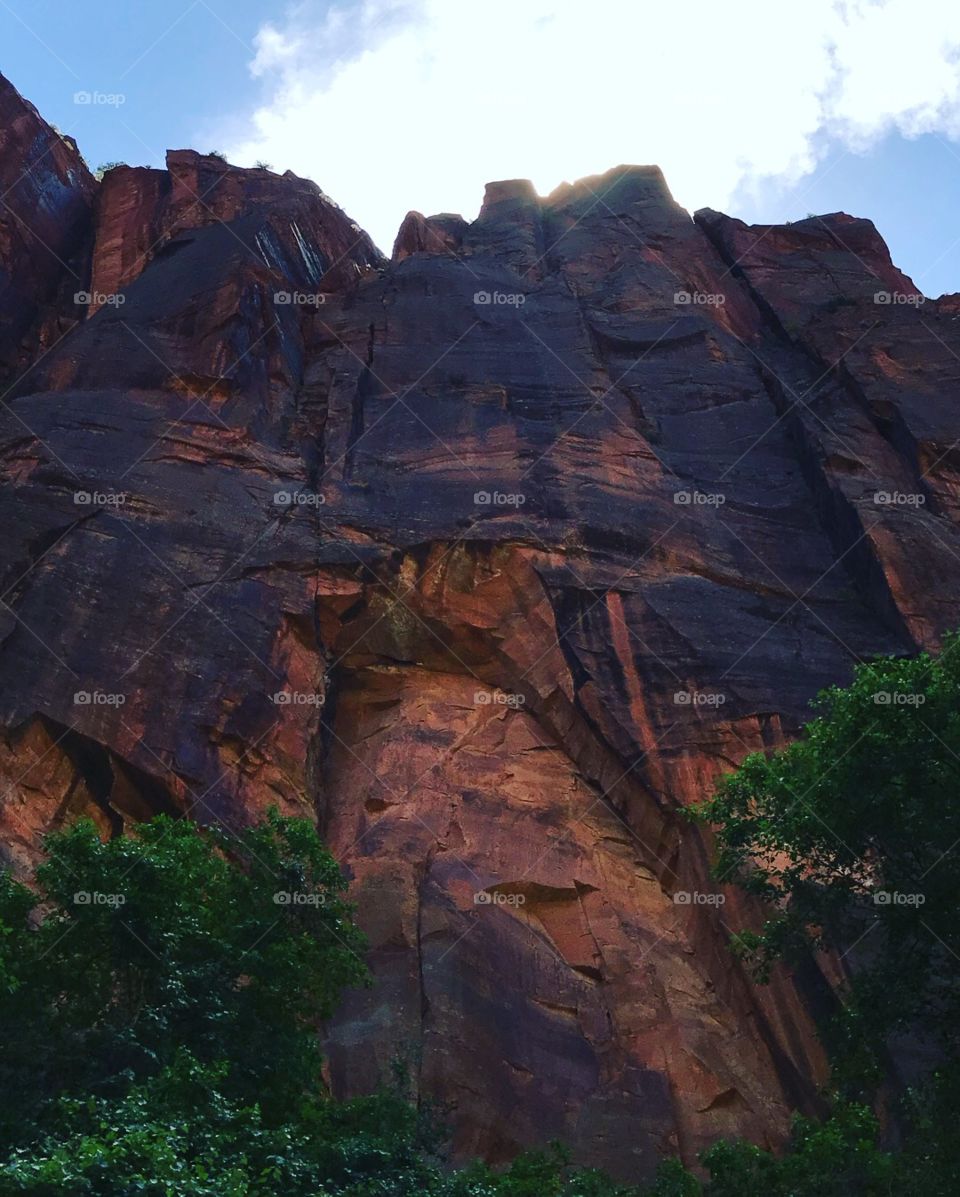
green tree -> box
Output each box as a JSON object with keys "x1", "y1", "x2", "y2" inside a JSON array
[
  {"x1": 0, "y1": 813, "x2": 640, "y2": 1195},
  {"x1": 697, "y1": 1101, "x2": 895, "y2": 1196},
  {"x1": 0, "y1": 811, "x2": 368, "y2": 1146},
  {"x1": 693, "y1": 634, "x2": 960, "y2": 1070},
  {"x1": 0, "y1": 1052, "x2": 458, "y2": 1196}
]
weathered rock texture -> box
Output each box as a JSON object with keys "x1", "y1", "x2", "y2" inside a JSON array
[
  {"x1": 0, "y1": 75, "x2": 95, "y2": 383},
  {"x1": 2, "y1": 73, "x2": 959, "y2": 1180}
]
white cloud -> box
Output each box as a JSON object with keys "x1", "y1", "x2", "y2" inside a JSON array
[
  {"x1": 220, "y1": 0, "x2": 960, "y2": 252},
  {"x1": 826, "y1": 0, "x2": 960, "y2": 143}
]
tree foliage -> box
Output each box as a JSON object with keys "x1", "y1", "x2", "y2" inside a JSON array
[
  {"x1": 693, "y1": 634, "x2": 960, "y2": 1067},
  {"x1": 0, "y1": 811, "x2": 368, "y2": 1147}
]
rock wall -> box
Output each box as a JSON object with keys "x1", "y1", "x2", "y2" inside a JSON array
[{"x1": 2, "y1": 73, "x2": 959, "y2": 1179}]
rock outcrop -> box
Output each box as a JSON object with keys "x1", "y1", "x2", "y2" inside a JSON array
[{"x1": 2, "y1": 73, "x2": 959, "y2": 1180}]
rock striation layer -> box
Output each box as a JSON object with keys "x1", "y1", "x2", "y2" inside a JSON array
[{"x1": 2, "y1": 74, "x2": 959, "y2": 1180}]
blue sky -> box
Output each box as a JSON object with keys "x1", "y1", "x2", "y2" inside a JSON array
[
  {"x1": 0, "y1": 0, "x2": 267, "y2": 169},
  {"x1": 3, "y1": 0, "x2": 960, "y2": 295},
  {"x1": 732, "y1": 136, "x2": 960, "y2": 298}
]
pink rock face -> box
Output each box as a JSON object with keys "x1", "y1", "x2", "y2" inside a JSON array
[
  {"x1": 89, "y1": 152, "x2": 379, "y2": 306},
  {"x1": 0, "y1": 74, "x2": 957, "y2": 1181},
  {"x1": 393, "y1": 210, "x2": 467, "y2": 262}
]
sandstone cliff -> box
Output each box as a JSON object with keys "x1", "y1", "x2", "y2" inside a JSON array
[{"x1": 2, "y1": 72, "x2": 958, "y2": 1179}]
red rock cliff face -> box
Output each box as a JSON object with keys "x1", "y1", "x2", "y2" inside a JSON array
[
  {"x1": 2, "y1": 74, "x2": 960, "y2": 1179},
  {"x1": 0, "y1": 75, "x2": 95, "y2": 382}
]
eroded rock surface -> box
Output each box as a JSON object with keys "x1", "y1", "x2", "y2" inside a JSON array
[
  {"x1": 1, "y1": 73, "x2": 958, "y2": 1179},
  {"x1": 0, "y1": 74, "x2": 95, "y2": 382}
]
